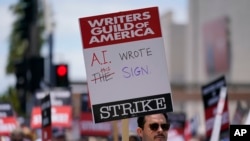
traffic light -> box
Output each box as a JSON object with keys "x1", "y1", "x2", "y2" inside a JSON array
[
  {"x1": 15, "y1": 60, "x2": 28, "y2": 90},
  {"x1": 29, "y1": 57, "x2": 44, "y2": 92},
  {"x1": 15, "y1": 57, "x2": 44, "y2": 92},
  {"x1": 54, "y1": 64, "x2": 69, "y2": 87}
]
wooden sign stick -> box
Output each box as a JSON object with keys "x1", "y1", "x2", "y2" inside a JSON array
[{"x1": 122, "y1": 119, "x2": 129, "y2": 141}]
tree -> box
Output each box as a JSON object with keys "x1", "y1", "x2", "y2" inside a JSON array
[
  {"x1": 6, "y1": 0, "x2": 45, "y2": 74},
  {"x1": 0, "y1": 87, "x2": 24, "y2": 116},
  {"x1": 4, "y1": 0, "x2": 46, "y2": 116}
]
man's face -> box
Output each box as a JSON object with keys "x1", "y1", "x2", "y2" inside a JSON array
[{"x1": 137, "y1": 114, "x2": 169, "y2": 141}]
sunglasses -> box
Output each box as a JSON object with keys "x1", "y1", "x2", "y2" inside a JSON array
[{"x1": 149, "y1": 123, "x2": 170, "y2": 131}]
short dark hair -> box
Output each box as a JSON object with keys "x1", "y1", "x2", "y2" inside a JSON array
[{"x1": 137, "y1": 113, "x2": 168, "y2": 129}]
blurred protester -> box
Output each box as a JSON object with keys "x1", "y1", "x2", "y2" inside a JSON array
[
  {"x1": 52, "y1": 128, "x2": 66, "y2": 141},
  {"x1": 0, "y1": 136, "x2": 10, "y2": 141},
  {"x1": 129, "y1": 134, "x2": 139, "y2": 141},
  {"x1": 10, "y1": 128, "x2": 25, "y2": 141},
  {"x1": 79, "y1": 136, "x2": 88, "y2": 141},
  {"x1": 22, "y1": 127, "x2": 35, "y2": 141}
]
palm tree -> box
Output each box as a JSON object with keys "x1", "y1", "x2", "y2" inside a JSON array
[
  {"x1": 3, "y1": 0, "x2": 45, "y2": 116},
  {"x1": 6, "y1": 0, "x2": 45, "y2": 74}
]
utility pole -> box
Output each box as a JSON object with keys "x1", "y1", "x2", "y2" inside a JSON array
[
  {"x1": 42, "y1": 0, "x2": 55, "y2": 87},
  {"x1": 30, "y1": 0, "x2": 39, "y2": 56},
  {"x1": 16, "y1": 0, "x2": 39, "y2": 116},
  {"x1": 22, "y1": 0, "x2": 39, "y2": 57}
]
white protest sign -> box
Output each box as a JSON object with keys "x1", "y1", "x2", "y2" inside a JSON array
[
  {"x1": 79, "y1": 7, "x2": 173, "y2": 123},
  {"x1": 245, "y1": 110, "x2": 250, "y2": 125},
  {"x1": 210, "y1": 87, "x2": 227, "y2": 141}
]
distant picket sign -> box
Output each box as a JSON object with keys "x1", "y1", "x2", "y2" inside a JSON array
[
  {"x1": 0, "y1": 102, "x2": 18, "y2": 136},
  {"x1": 201, "y1": 76, "x2": 230, "y2": 141},
  {"x1": 79, "y1": 7, "x2": 173, "y2": 123},
  {"x1": 0, "y1": 102, "x2": 14, "y2": 118},
  {"x1": 31, "y1": 89, "x2": 72, "y2": 128},
  {"x1": 35, "y1": 88, "x2": 71, "y2": 106},
  {"x1": 41, "y1": 94, "x2": 52, "y2": 141}
]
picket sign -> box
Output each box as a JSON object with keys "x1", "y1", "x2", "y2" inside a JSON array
[
  {"x1": 79, "y1": 6, "x2": 173, "y2": 123},
  {"x1": 210, "y1": 87, "x2": 227, "y2": 141}
]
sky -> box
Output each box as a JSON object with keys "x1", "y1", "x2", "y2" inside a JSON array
[{"x1": 0, "y1": 0, "x2": 188, "y2": 94}]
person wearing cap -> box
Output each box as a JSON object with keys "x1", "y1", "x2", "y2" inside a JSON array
[{"x1": 136, "y1": 113, "x2": 170, "y2": 141}]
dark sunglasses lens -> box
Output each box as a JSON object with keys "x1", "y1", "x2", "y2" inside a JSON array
[
  {"x1": 149, "y1": 123, "x2": 159, "y2": 131},
  {"x1": 161, "y1": 123, "x2": 170, "y2": 131},
  {"x1": 150, "y1": 123, "x2": 170, "y2": 131}
]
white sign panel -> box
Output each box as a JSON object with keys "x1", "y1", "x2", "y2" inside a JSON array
[{"x1": 79, "y1": 7, "x2": 173, "y2": 123}]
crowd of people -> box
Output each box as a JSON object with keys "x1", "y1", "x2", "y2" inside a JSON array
[
  {"x1": 1, "y1": 113, "x2": 170, "y2": 141},
  {"x1": 5, "y1": 127, "x2": 36, "y2": 141},
  {"x1": 0, "y1": 126, "x2": 66, "y2": 141},
  {"x1": 0, "y1": 113, "x2": 169, "y2": 141}
]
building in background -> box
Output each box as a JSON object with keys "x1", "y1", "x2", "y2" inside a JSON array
[
  {"x1": 160, "y1": 0, "x2": 250, "y2": 137},
  {"x1": 186, "y1": 0, "x2": 250, "y2": 84}
]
